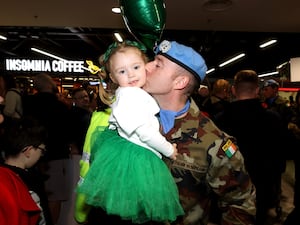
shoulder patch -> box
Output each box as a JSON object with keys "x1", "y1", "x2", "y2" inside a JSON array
[{"x1": 222, "y1": 139, "x2": 237, "y2": 158}]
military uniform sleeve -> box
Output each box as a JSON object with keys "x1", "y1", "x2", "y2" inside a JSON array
[{"x1": 206, "y1": 136, "x2": 256, "y2": 225}]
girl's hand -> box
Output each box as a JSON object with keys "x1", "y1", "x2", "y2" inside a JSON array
[{"x1": 170, "y1": 143, "x2": 178, "y2": 160}]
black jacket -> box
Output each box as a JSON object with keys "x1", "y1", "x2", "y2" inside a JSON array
[
  {"x1": 24, "y1": 92, "x2": 71, "y2": 161},
  {"x1": 216, "y1": 98, "x2": 287, "y2": 177}
]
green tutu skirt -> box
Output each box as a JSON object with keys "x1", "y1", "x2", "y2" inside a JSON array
[{"x1": 77, "y1": 127, "x2": 184, "y2": 223}]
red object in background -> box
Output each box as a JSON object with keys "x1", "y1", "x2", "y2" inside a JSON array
[
  {"x1": 261, "y1": 102, "x2": 268, "y2": 109},
  {"x1": 73, "y1": 83, "x2": 81, "y2": 88},
  {"x1": 279, "y1": 87, "x2": 300, "y2": 92}
]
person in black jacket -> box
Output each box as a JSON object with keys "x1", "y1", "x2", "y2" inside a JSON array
[
  {"x1": 69, "y1": 87, "x2": 92, "y2": 155},
  {"x1": 61, "y1": 87, "x2": 92, "y2": 225},
  {"x1": 23, "y1": 73, "x2": 72, "y2": 225},
  {"x1": 216, "y1": 70, "x2": 288, "y2": 225}
]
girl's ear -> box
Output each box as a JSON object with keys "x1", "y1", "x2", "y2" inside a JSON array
[{"x1": 109, "y1": 73, "x2": 117, "y2": 84}]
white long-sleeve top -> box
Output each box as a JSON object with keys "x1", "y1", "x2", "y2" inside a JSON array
[{"x1": 109, "y1": 87, "x2": 173, "y2": 158}]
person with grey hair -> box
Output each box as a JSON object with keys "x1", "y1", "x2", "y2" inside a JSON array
[
  {"x1": 202, "y1": 78, "x2": 231, "y2": 122},
  {"x1": 2, "y1": 74, "x2": 23, "y2": 120}
]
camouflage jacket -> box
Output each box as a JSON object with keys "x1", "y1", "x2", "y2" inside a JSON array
[{"x1": 164, "y1": 100, "x2": 256, "y2": 225}]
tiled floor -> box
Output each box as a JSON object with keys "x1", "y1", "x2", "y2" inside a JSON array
[{"x1": 266, "y1": 160, "x2": 295, "y2": 225}]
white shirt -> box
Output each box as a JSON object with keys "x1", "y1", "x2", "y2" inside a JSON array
[{"x1": 109, "y1": 87, "x2": 173, "y2": 158}]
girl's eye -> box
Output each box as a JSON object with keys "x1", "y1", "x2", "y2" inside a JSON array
[
  {"x1": 134, "y1": 65, "x2": 140, "y2": 70},
  {"x1": 118, "y1": 70, "x2": 125, "y2": 75}
]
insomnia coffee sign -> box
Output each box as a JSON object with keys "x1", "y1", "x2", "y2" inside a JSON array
[{"x1": 5, "y1": 59, "x2": 85, "y2": 73}]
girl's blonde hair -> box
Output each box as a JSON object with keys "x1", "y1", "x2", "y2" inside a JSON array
[{"x1": 97, "y1": 41, "x2": 148, "y2": 106}]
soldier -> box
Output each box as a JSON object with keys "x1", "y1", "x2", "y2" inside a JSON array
[{"x1": 143, "y1": 40, "x2": 256, "y2": 225}]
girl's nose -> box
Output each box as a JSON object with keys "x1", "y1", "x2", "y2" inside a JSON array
[{"x1": 128, "y1": 70, "x2": 135, "y2": 77}]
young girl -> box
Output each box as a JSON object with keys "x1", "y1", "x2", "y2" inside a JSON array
[{"x1": 76, "y1": 40, "x2": 184, "y2": 223}]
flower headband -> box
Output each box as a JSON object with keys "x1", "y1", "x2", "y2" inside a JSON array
[{"x1": 102, "y1": 40, "x2": 147, "y2": 63}]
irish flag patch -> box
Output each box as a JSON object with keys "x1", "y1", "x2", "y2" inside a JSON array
[{"x1": 222, "y1": 139, "x2": 237, "y2": 158}]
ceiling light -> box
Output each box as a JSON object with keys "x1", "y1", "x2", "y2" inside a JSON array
[
  {"x1": 112, "y1": 7, "x2": 121, "y2": 14},
  {"x1": 203, "y1": 0, "x2": 233, "y2": 12},
  {"x1": 277, "y1": 61, "x2": 289, "y2": 69},
  {"x1": 89, "y1": 81, "x2": 100, "y2": 85},
  {"x1": 62, "y1": 84, "x2": 74, "y2": 88},
  {"x1": 31, "y1": 35, "x2": 39, "y2": 39},
  {"x1": 0, "y1": 35, "x2": 7, "y2": 40},
  {"x1": 114, "y1": 32, "x2": 123, "y2": 42},
  {"x1": 206, "y1": 68, "x2": 216, "y2": 74},
  {"x1": 31, "y1": 47, "x2": 67, "y2": 61},
  {"x1": 219, "y1": 53, "x2": 245, "y2": 67},
  {"x1": 31, "y1": 47, "x2": 68, "y2": 63},
  {"x1": 258, "y1": 71, "x2": 279, "y2": 78},
  {"x1": 259, "y1": 39, "x2": 277, "y2": 48}
]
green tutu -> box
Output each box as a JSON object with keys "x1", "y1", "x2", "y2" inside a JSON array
[{"x1": 77, "y1": 127, "x2": 184, "y2": 223}]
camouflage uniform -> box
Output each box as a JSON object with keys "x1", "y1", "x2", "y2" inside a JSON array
[{"x1": 163, "y1": 100, "x2": 256, "y2": 225}]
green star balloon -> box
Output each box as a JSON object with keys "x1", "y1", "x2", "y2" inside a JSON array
[{"x1": 120, "y1": 0, "x2": 166, "y2": 51}]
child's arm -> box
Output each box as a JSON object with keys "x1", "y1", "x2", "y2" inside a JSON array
[
  {"x1": 135, "y1": 124, "x2": 175, "y2": 158},
  {"x1": 169, "y1": 143, "x2": 178, "y2": 160}
]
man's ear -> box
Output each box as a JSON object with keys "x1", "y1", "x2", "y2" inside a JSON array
[
  {"x1": 255, "y1": 86, "x2": 260, "y2": 95},
  {"x1": 231, "y1": 86, "x2": 236, "y2": 96},
  {"x1": 174, "y1": 75, "x2": 189, "y2": 90}
]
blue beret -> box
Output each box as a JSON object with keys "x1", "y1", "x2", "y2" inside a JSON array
[
  {"x1": 155, "y1": 40, "x2": 207, "y2": 82},
  {"x1": 263, "y1": 79, "x2": 279, "y2": 88}
]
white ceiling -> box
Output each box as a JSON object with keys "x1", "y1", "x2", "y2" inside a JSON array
[
  {"x1": 1, "y1": 0, "x2": 300, "y2": 33},
  {"x1": 1, "y1": 0, "x2": 300, "y2": 80}
]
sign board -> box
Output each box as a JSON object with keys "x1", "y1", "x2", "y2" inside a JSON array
[
  {"x1": 5, "y1": 59, "x2": 85, "y2": 73},
  {"x1": 290, "y1": 57, "x2": 300, "y2": 82}
]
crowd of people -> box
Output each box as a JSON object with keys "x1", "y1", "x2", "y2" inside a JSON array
[{"x1": 0, "y1": 38, "x2": 299, "y2": 225}]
